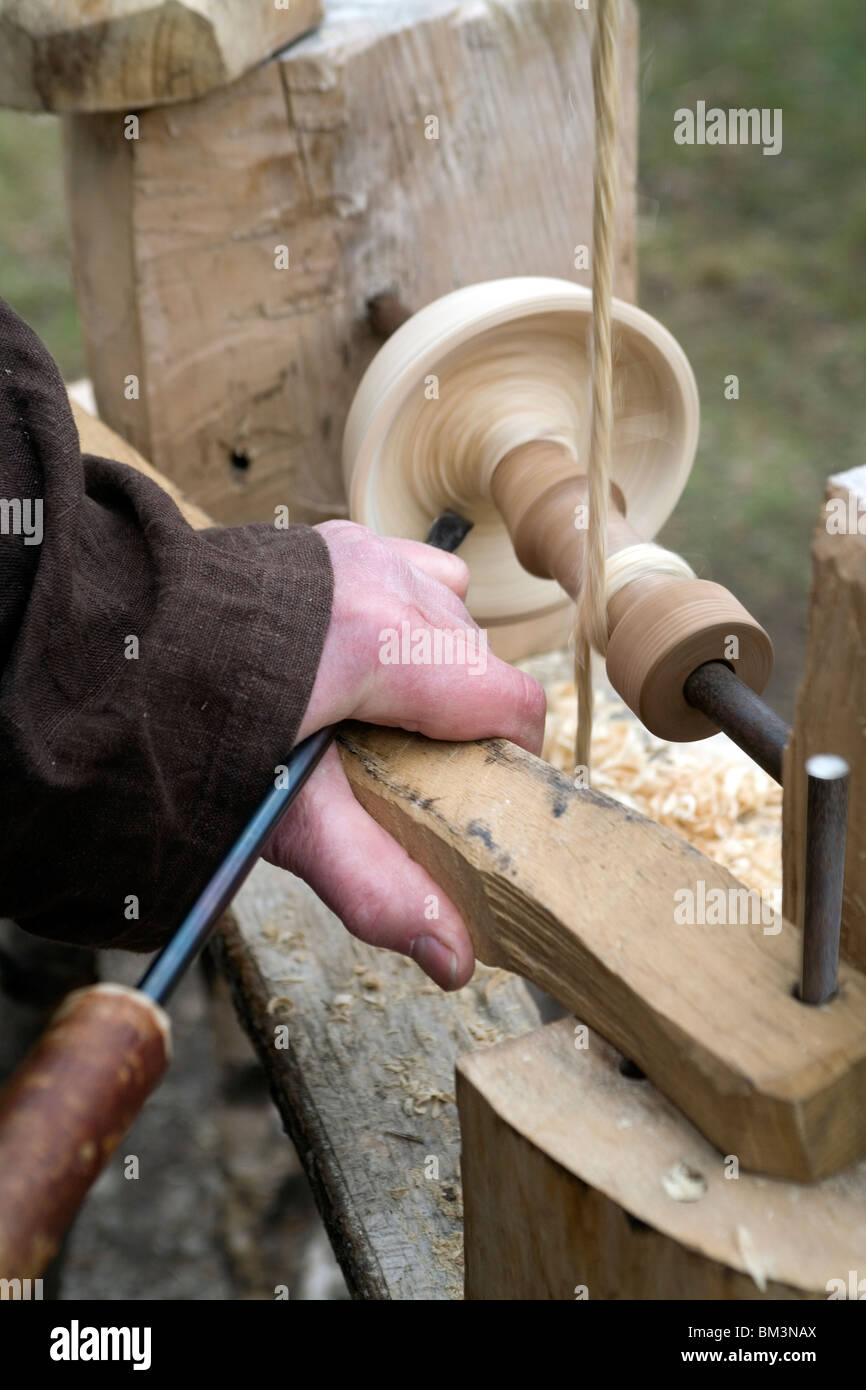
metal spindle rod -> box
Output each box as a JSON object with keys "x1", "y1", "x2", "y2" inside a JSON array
[
  {"x1": 138, "y1": 510, "x2": 472, "y2": 1005},
  {"x1": 800, "y1": 754, "x2": 850, "y2": 1005},
  {"x1": 683, "y1": 659, "x2": 790, "y2": 784}
]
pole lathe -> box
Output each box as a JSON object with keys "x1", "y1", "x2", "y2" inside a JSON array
[
  {"x1": 347, "y1": 276, "x2": 848, "y2": 1002},
  {"x1": 367, "y1": 285, "x2": 785, "y2": 779},
  {"x1": 0, "y1": 284, "x2": 849, "y2": 1281},
  {"x1": 346, "y1": 277, "x2": 774, "y2": 750}
]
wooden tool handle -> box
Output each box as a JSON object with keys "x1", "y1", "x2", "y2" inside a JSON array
[
  {"x1": 0, "y1": 984, "x2": 171, "y2": 1280},
  {"x1": 491, "y1": 440, "x2": 773, "y2": 738}
]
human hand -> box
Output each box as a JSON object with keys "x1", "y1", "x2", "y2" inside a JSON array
[{"x1": 263, "y1": 521, "x2": 546, "y2": 990}]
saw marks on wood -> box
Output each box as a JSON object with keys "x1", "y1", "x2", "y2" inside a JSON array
[{"x1": 63, "y1": 0, "x2": 638, "y2": 528}]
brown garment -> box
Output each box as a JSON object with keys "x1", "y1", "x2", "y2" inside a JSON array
[{"x1": 0, "y1": 298, "x2": 333, "y2": 951}]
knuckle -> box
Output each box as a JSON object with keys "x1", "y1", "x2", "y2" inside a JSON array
[
  {"x1": 515, "y1": 672, "x2": 547, "y2": 730},
  {"x1": 318, "y1": 518, "x2": 380, "y2": 560},
  {"x1": 342, "y1": 886, "x2": 382, "y2": 945},
  {"x1": 316, "y1": 518, "x2": 360, "y2": 540}
]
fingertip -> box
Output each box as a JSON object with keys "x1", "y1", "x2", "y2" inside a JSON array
[
  {"x1": 438, "y1": 550, "x2": 471, "y2": 599},
  {"x1": 410, "y1": 935, "x2": 457, "y2": 989},
  {"x1": 410, "y1": 929, "x2": 474, "y2": 991}
]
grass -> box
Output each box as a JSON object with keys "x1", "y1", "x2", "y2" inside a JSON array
[
  {"x1": 0, "y1": 113, "x2": 82, "y2": 375},
  {"x1": 1, "y1": 1, "x2": 864, "y2": 714},
  {"x1": 638, "y1": 0, "x2": 866, "y2": 711}
]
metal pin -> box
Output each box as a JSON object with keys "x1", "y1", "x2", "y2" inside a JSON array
[
  {"x1": 800, "y1": 753, "x2": 850, "y2": 1005},
  {"x1": 683, "y1": 660, "x2": 790, "y2": 784}
]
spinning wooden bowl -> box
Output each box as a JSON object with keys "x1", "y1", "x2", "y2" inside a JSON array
[{"x1": 344, "y1": 277, "x2": 773, "y2": 741}]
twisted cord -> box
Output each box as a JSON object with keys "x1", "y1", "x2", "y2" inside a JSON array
[{"x1": 574, "y1": 0, "x2": 621, "y2": 777}]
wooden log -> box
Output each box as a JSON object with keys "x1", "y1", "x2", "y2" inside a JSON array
[
  {"x1": 0, "y1": 0, "x2": 322, "y2": 112},
  {"x1": 784, "y1": 466, "x2": 866, "y2": 971},
  {"x1": 214, "y1": 862, "x2": 540, "y2": 1300},
  {"x1": 458, "y1": 1018, "x2": 866, "y2": 1300},
  {"x1": 62, "y1": 0, "x2": 638, "y2": 529},
  {"x1": 337, "y1": 722, "x2": 866, "y2": 1182}
]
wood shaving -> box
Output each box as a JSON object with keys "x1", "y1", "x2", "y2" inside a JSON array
[
  {"x1": 431, "y1": 1232, "x2": 465, "y2": 1292},
  {"x1": 466, "y1": 1019, "x2": 507, "y2": 1046},
  {"x1": 736, "y1": 1223, "x2": 768, "y2": 1293},
  {"x1": 383, "y1": 1057, "x2": 453, "y2": 1117},
  {"x1": 542, "y1": 682, "x2": 782, "y2": 901},
  {"x1": 479, "y1": 967, "x2": 518, "y2": 1002},
  {"x1": 361, "y1": 993, "x2": 387, "y2": 1011},
  {"x1": 661, "y1": 1161, "x2": 708, "y2": 1203},
  {"x1": 259, "y1": 922, "x2": 302, "y2": 950},
  {"x1": 265, "y1": 995, "x2": 294, "y2": 1015}
]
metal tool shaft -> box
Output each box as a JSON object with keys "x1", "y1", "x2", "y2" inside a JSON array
[
  {"x1": 138, "y1": 726, "x2": 333, "y2": 1003},
  {"x1": 683, "y1": 660, "x2": 790, "y2": 783},
  {"x1": 139, "y1": 513, "x2": 471, "y2": 1004}
]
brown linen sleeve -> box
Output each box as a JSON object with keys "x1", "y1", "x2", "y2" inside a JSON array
[{"x1": 0, "y1": 297, "x2": 333, "y2": 951}]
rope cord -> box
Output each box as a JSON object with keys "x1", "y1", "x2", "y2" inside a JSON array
[{"x1": 574, "y1": 0, "x2": 620, "y2": 777}]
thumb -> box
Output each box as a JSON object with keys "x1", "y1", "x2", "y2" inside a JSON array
[{"x1": 263, "y1": 745, "x2": 474, "y2": 990}]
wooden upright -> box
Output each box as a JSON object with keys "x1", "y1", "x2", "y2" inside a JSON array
[
  {"x1": 784, "y1": 465, "x2": 866, "y2": 970},
  {"x1": 61, "y1": 0, "x2": 638, "y2": 535}
]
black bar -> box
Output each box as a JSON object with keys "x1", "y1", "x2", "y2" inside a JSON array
[
  {"x1": 423, "y1": 510, "x2": 474, "y2": 552},
  {"x1": 683, "y1": 660, "x2": 790, "y2": 784},
  {"x1": 137, "y1": 725, "x2": 333, "y2": 1004},
  {"x1": 138, "y1": 512, "x2": 473, "y2": 1005},
  {"x1": 801, "y1": 754, "x2": 850, "y2": 1005}
]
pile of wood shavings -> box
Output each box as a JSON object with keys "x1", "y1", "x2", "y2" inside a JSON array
[{"x1": 540, "y1": 677, "x2": 782, "y2": 903}]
